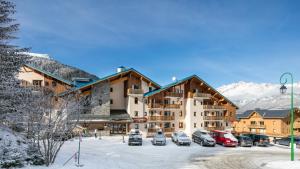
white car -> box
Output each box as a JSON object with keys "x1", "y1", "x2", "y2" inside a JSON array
[{"x1": 171, "y1": 131, "x2": 191, "y2": 146}]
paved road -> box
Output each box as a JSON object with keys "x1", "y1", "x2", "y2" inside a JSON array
[{"x1": 190, "y1": 148, "x2": 296, "y2": 169}]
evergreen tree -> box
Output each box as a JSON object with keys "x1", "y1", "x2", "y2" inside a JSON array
[{"x1": 0, "y1": 0, "x2": 29, "y2": 122}]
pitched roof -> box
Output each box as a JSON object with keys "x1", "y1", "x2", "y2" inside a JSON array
[
  {"x1": 144, "y1": 74, "x2": 239, "y2": 109},
  {"x1": 60, "y1": 67, "x2": 161, "y2": 96},
  {"x1": 237, "y1": 109, "x2": 290, "y2": 119},
  {"x1": 25, "y1": 64, "x2": 74, "y2": 86}
]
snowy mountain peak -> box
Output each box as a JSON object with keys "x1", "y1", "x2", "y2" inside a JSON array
[
  {"x1": 27, "y1": 52, "x2": 51, "y2": 59},
  {"x1": 217, "y1": 81, "x2": 300, "y2": 113}
]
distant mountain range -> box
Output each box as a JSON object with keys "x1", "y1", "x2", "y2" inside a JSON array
[
  {"x1": 217, "y1": 81, "x2": 300, "y2": 113},
  {"x1": 27, "y1": 53, "x2": 99, "y2": 82}
]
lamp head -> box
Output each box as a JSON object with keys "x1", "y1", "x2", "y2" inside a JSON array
[{"x1": 280, "y1": 85, "x2": 287, "y2": 94}]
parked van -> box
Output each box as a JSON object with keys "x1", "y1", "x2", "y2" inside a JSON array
[{"x1": 211, "y1": 130, "x2": 238, "y2": 147}]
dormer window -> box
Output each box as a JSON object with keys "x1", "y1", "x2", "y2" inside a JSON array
[{"x1": 52, "y1": 81, "x2": 57, "y2": 87}]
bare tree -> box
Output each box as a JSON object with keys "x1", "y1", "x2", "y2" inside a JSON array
[{"x1": 24, "y1": 87, "x2": 85, "y2": 166}]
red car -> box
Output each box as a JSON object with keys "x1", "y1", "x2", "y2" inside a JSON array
[{"x1": 211, "y1": 130, "x2": 238, "y2": 147}]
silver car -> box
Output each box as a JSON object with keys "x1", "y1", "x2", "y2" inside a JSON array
[
  {"x1": 172, "y1": 131, "x2": 191, "y2": 146},
  {"x1": 152, "y1": 131, "x2": 166, "y2": 146}
]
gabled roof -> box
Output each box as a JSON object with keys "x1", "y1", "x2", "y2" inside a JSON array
[
  {"x1": 237, "y1": 109, "x2": 290, "y2": 119},
  {"x1": 144, "y1": 74, "x2": 239, "y2": 109},
  {"x1": 61, "y1": 67, "x2": 161, "y2": 95},
  {"x1": 25, "y1": 64, "x2": 73, "y2": 86}
]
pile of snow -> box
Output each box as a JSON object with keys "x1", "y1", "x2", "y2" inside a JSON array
[
  {"x1": 0, "y1": 126, "x2": 43, "y2": 168},
  {"x1": 0, "y1": 126, "x2": 28, "y2": 168},
  {"x1": 266, "y1": 161, "x2": 300, "y2": 169},
  {"x1": 217, "y1": 81, "x2": 300, "y2": 113}
]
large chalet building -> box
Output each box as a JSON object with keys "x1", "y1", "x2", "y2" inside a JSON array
[
  {"x1": 233, "y1": 109, "x2": 300, "y2": 137},
  {"x1": 18, "y1": 65, "x2": 238, "y2": 137}
]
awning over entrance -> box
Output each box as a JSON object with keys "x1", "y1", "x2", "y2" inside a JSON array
[{"x1": 110, "y1": 109, "x2": 132, "y2": 122}]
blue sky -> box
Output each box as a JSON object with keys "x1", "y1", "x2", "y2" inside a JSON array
[{"x1": 12, "y1": 0, "x2": 300, "y2": 87}]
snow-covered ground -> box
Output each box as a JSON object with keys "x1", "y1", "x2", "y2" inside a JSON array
[{"x1": 23, "y1": 136, "x2": 300, "y2": 169}]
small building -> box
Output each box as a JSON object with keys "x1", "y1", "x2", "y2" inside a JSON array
[{"x1": 233, "y1": 109, "x2": 300, "y2": 137}]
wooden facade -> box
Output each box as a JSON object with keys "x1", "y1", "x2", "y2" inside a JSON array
[{"x1": 233, "y1": 109, "x2": 300, "y2": 137}]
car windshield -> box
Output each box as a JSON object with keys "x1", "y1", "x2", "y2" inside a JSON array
[
  {"x1": 178, "y1": 133, "x2": 187, "y2": 137},
  {"x1": 242, "y1": 136, "x2": 251, "y2": 141},
  {"x1": 155, "y1": 134, "x2": 164, "y2": 138},
  {"x1": 259, "y1": 135, "x2": 268, "y2": 139},
  {"x1": 224, "y1": 133, "x2": 237, "y2": 141}
]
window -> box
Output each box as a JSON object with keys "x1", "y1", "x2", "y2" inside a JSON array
[
  {"x1": 201, "y1": 112, "x2": 203, "y2": 116},
  {"x1": 135, "y1": 124, "x2": 139, "y2": 129},
  {"x1": 260, "y1": 121, "x2": 264, "y2": 126},
  {"x1": 164, "y1": 122, "x2": 170, "y2": 128},
  {"x1": 250, "y1": 121, "x2": 256, "y2": 125},
  {"x1": 52, "y1": 81, "x2": 57, "y2": 87},
  {"x1": 110, "y1": 99, "x2": 113, "y2": 104},
  {"x1": 180, "y1": 111, "x2": 183, "y2": 117},
  {"x1": 180, "y1": 101, "x2": 183, "y2": 105},
  {"x1": 172, "y1": 123, "x2": 175, "y2": 127},
  {"x1": 144, "y1": 124, "x2": 147, "y2": 129},
  {"x1": 99, "y1": 99, "x2": 102, "y2": 106},
  {"x1": 45, "y1": 81, "x2": 49, "y2": 86},
  {"x1": 179, "y1": 122, "x2": 183, "y2": 128},
  {"x1": 226, "y1": 122, "x2": 228, "y2": 126},
  {"x1": 144, "y1": 112, "x2": 147, "y2": 116},
  {"x1": 194, "y1": 123, "x2": 197, "y2": 128},
  {"x1": 110, "y1": 87, "x2": 113, "y2": 92},
  {"x1": 32, "y1": 80, "x2": 42, "y2": 86},
  {"x1": 172, "y1": 101, "x2": 175, "y2": 104},
  {"x1": 134, "y1": 111, "x2": 138, "y2": 117},
  {"x1": 201, "y1": 123, "x2": 203, "y2": 127},
  {"x1": 194, "y1": 100, "x2": 197, "y2": 106},
  {"x1": 134, "y1": 97, "x2": 138, "y2": 104},
  {"x1": 194, "y1": 112, "x2": 196, "y2": 116}
]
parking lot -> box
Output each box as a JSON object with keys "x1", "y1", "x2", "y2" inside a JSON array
[{"x1": 24, "y1": 136, "x2": 300, "y2": 169}]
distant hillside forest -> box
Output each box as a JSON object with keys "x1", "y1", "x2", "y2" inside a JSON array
[{"x1": 29, "y1": 56, "x2": 99, "y2": 82}]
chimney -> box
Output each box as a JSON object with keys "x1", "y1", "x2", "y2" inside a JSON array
[{"x1": 117, "y1": 66, "x2": 126, "y2": 73}]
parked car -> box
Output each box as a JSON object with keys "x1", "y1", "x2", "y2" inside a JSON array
[
  {"x1": 242, "y1": 134, "x2": 269, "y2": 146},
  {"x1": 128, "y1": 129, "x2": 142, "y2": 146},
  {"x1": 276, "y1": 137, "x2": 300, "y2": 147},
  {"x1": 192, "y1": 130, "x2": 215, "y2": 146},
  {"x1": 236, "y1": 135, "x2": 253, "y2": 147},
  {"x1": 211, "y1": 130, "x2": 238, "y2": 147},
  {"x1": 152, "y1": 131, "x2": 166, "y2": 146},
  {"x1": 171, "y1": 131, "x2": 191, "y2": 146}
]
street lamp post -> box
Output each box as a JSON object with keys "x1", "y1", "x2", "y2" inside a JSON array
[{"x1": 279, "y1": 72, "x2": 295, "y2": 161}]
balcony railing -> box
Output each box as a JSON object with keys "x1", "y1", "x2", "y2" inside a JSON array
[
  {"x1": 149, "y1": 104, "x2": 181, "y2": 109},
  {"x1": 203, "y1": 105, "x2": 225, "y2": 110},
  {"x1": 203, "y1": 116, "x2": 224, "y2": 121},
  {"x1": 204, "y1": 126, "x2": 225, "y2": 131},
  {"x1": 247, "y1": 124, "x2": 266, "y2": 129},
  {"x1": 165, "y1": 92, "x2": 183, "y2": 98},
  {"x1": 148, "y1": 128, "x2": 175, "y2": 133},
  {"x1": 127, "y1": 88, "x2": 144, "y2": 95},
  {"x1": 148, "y1": 116, "x2": 175, "y2": 121},
  {"x1": 193, "y1": 92, "x2": 211, "y2": 98}
]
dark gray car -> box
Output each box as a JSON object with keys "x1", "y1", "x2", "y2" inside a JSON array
[
  {"x1": 236, "y1": 135, "x2": 253, "y2": 147},
  {"x1": 128, "y1": 130, "x2": 142, "y2": 146},
  {"x1": 192, "y1": 130, "x2": 216, "y2": 147}
]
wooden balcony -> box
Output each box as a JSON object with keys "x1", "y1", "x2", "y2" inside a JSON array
[
  {"x1": 165, "y1": 92, "x2": 183, "y2": 98},
  {"x1": 127, "y1": 88, "x2": 144, "y2": 95},
  {"x1": 203, "y1": 105, "x2": 225, "y2": 110},
  {"x1": 148, "y1": 116, "x2": 175, "y2": 121},
  {"x1": 149, "y1": 104, "x2": 181, "y2": 109},
  {"x1": 203, "y1": 116, "x2": 224, "y2": 121},
  {"x1": 247, "y1": 124, "x2": 266, "y2": 129},
  {"x1": 204, "y1": 126, "x2": 225, "y2": 131},
  {"x1": 193, "y1": 92, "x2": 211, "y2": 99},
  {"x1": 293, "y1": 123, "x2": 300, "y2": 129}
]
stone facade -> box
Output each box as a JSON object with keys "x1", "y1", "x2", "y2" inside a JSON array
[{"x1": 91, "y1": 81, "x2": 110, "y2": 116}]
